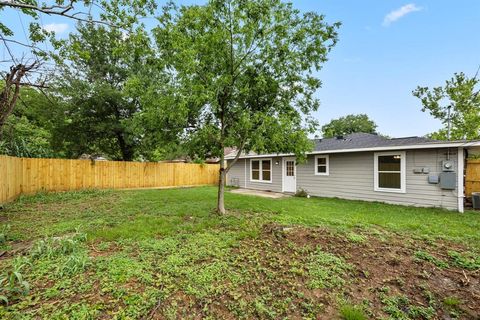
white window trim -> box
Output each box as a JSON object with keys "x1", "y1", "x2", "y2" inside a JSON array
[
  {"x1": 250, "y1": 158, "x2": 273, "y2": 183},
  {"x1": 314, "y1": 155, "x2": 329, "y2": 176},
  {"x1": 374, "y1": 151, "x2": 406, "y2": 193}
]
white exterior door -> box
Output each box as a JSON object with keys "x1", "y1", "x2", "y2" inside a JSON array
[{"x1": 283, "y1": 157, "x2": 296, "y2": 193}]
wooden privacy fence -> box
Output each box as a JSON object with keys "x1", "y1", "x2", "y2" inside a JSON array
[
  {"x1": 466, "y1": 159, "x2": 480, "y2": 197},
  {"x1": 0, "y1": 155, "x2": 219, "y2": 204}
]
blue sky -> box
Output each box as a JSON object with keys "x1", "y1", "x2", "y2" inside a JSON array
[
  {"x1": 2, "y1": 1, "x2": 480, "y2": 137},
  {"x1": 301, "y1": 1, "x2": 480, "y2": 137}
]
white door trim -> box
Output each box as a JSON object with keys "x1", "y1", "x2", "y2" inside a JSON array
[{"x1": 282, "y1": 157, "x2": 296, "y2": 193}]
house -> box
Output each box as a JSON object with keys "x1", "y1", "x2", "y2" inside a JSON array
[{"x1": 225, "y1": 133, "x2": 480, "y2": 212}]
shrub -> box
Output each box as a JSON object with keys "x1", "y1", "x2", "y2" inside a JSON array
[{"x1": 295, "y1": 188, "x2": 309, "y2": 198}]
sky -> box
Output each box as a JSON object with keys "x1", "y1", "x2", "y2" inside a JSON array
[{"x1": 1, "y1": 0, "x2": 480, "y2": 138}]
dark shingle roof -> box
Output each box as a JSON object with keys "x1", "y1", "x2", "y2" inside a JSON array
[
  {"x1": 225, "y1": 133, "x2": 478, "y2": 159},
  {"x1": 312, "y1": 133, "x2": 436, "y2": 152}
]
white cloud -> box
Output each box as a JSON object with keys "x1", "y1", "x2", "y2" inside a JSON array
[
  {"x1": 383, "y1": 4, "x2": 422, "y2": 26},
  {"x1": 43, "y1": 23, "x2": 69, "y2": 34}
]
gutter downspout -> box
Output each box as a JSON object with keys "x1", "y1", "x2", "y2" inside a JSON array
[{"x1": 457, "y1": 147, "x2": 464, "y2": 213}]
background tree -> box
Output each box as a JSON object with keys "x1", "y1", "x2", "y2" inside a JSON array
[
  {"x1": 153, "y1": 0, "x2": 339, "y2": 213},
  {"x1": 321, "y1": 114, "x2": 377, "y2": 138},
  {"x1": 52, "y1": 22, "x2": 156, "y2": 160},
  {"x1": 413, "y1": 72, "x2": 480, "y2": 140},
  {"x1": 0, "y1": 85, "x2": 60, "y2": 157},
  {"x1": 0, "y1": 0, "x2": 156, "y2": 141}
]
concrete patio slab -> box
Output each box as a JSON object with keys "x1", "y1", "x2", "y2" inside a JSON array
[{"x1": 229, "y1": 188, "x2": 290, "y2": 199}]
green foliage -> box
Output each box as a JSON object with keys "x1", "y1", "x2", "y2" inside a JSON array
[
  {"x1": 467, "y1": 153, "x2": 480, "y2": 160},
  {"x1": 443, "y1": 296, "x2": 461, "y2": 307},
  {"x1": 0, "y1": 85, "x2": 59, "y2": 158},
  {"x1": 415, "y1": 250, "x2": 480, "y2": 270},
  {"x1": 0, "y1": 1, "x2": 166, "y2": 161},
  {"x1": 30, "y1": 232, "x2": 87, "y2": 260},
  {"x1": 321, "y1": 114, "x2": 378, "y2": 138},
  {"x1": 380, "y1": 294, "x2": 435, "y2": 320},
  {"x1": 29, "y1": 232, "x2": 90, "y2": 276},
  {"x1": 414, "y1": 250, "x2": 449, "y2": 268},
  {"x1": 156, "y1": 0, "x2": 339, "y2": 159},
  {"x1": 1, "y1": 0, "x2": 157, "y2": 52},
  {"x1": 52, "y1": 22, "x2": 155, "y2": 161},
  {"x1": 294, "y1": 188, "x2": 309, "y2": 197},
  {"x1": 0, "y1": 1, "x2": 51, "y2": 48},
  {"x1": 346, "y1": 232, "x2": 366, "y2": 244},
  {"x1": 306, "y1": 248, "x2": 352, "y2": 289},
  {"x1": 413, "y1": 72, "x2": 480, "y2": 140},
  {"x1": 339, "y1": 304, "x2": 368, "y2": 320},
  {"x1": 1, "y1": 187, "x2": 480, "y2": 318},
  {"x1": 447, "y1": 250, "x2": 480, "y2": 270},
  {"x1": 152, "y1": 0, "x2": 339, "y2": 210},
  {"x1": 0, "y1": 258, "x2": 30, "y2": 305},
  {"x1": 0, "y1": 225, "x2": 9, "y2": 247}
]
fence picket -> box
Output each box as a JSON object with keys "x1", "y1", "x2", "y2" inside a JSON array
[{"x1": 0, "y1": 155, "x2": 219, "y2": 204}]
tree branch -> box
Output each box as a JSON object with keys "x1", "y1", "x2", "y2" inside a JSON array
[
  {"x1": 0, "y1": 1, "x2": 116, "y2": 27},
  {"x1": 225, "y1": 137, "x2": 247, "y2": 174}
]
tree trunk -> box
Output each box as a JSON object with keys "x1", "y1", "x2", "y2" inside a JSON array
[
  {"x1": 116, "y1": 132, "x2": 134, "y2": 161},
  {"x1": 0, "y1": 63, "x2": 38, "y2": 138},
  {"x1": 216, "y1": 150, "x2": 226, "y2": 214}
]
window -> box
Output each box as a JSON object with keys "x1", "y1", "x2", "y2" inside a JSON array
[
  {"x1": 250, "y1": 159, "x2": 272, "y2": 182},
  {"x1": 374, "y1": 151, "x2": 406, "y2": 193},
  {"x1": 286, "y1": 160, "x2": 295, "y2": 176},
  {"x1": 314, "y1": 155, "x2": 329, "y2": 176}
]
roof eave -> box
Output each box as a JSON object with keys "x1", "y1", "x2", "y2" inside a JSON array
[{"x1": 224, "y1": 141, "x2": 480, "y2": 160}]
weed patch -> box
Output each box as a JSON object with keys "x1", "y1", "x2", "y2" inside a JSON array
[
  {"x1": 339, "y1": 304, "x2": 368, "y2": 320},
  {"x1": 414, "y1": 250, "x2": 449, "y2": 268},
  {"x1": 447, "y1": 250, "x2": 480, "y2": 270},
  {"x1": 306, "y1": 248, "x2": 353, "y2": 289},
  {"x1": 0, "y1": 258, "x2": 29, "y2": 305},
  {"x1": 346, "y1": 232, "x2": 367, "y2": 244},
  {"x1": 1, "y1": 187, "x2": 479, "y2": 319}
]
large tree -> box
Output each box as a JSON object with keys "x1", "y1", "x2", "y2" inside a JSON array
[
  {"x1": 413, "y1": 72, "x2": 480, "y2": 140},
  {"x1": 52, "y1": 17, "x2": 160, "y2": 160},
  {"x1": 153, "y1": 0, "x2": 339, "y2": 213},
  {"x1": 321, "y1": 114, "x2": 377, "y2": 138},
  {"x1": 0, "y1": 0, "x2": 155, "y2": 141}
]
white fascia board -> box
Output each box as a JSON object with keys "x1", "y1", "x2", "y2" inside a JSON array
[{"x1": 224, "y1": 141, "x2": 480, "y2": 160}]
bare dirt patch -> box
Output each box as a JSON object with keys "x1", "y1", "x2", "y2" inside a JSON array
[{"x1": 152, "y1": 223, "x2": 480, "y2": 319}]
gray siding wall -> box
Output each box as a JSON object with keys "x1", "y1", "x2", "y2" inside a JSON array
[
  {"x1": 227, "y1": 149, "x2": 459, "y2": 210},
  {"x1": 297, "y1": 149, "x2": 458, "y2": 210},
  {"x1": 227, "y1": 157, "x2": 283, "y2": 192}
]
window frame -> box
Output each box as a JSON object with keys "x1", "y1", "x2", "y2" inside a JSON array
[
  {"x1": 250, "y1": 158, "x2": 273, "y2": 183},
  {"x1": 374, "y1": 151, "x2": 406, "y2": 193},
  {"x1": 314, "y1": 155, "x2": 330, "y2": 176}
]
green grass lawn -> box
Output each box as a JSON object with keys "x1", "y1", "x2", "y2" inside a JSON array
[{"x1": 0, "y1": 187, "x2": 479, "y2": 319}]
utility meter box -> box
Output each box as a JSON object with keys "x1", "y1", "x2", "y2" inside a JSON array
[
  {"x1": 428, "y1": 175, "x2": 439, "y2": 184},
  {"x1": 439, "y1": 172, "x2": 456, "y2": 190},
  {"x1": 441, "y1": 160, "x2": 454, "y2": 172}
]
